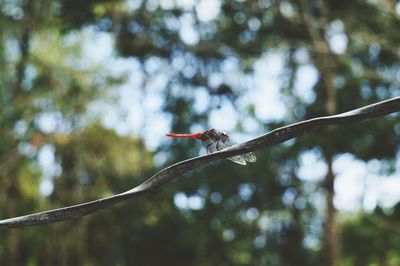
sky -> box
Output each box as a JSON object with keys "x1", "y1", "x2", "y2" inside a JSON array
[{"x1": 36, "y1": 0, "x2": 400, "y2": 214}]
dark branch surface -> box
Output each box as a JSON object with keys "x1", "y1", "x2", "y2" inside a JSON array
[{"x1": 1, "y1": 97, "x2": 399, "y2": 229}]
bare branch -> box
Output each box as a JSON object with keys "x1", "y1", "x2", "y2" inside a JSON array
[{"x1": 0, "y1": 97, "x2": 399, "y2": 229}]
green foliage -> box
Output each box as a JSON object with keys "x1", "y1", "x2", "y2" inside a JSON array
[
  {"x1": 0, "y1": 0, "x2": 399, "y2": 265},
  {"x1": 342, "y1": 205, "x2": 400, "y2": 266}
]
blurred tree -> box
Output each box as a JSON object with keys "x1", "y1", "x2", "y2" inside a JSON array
[
  {"x1": 0, "y1": 0, "x2": 399, "y2": 265},
  {"x1": 37, "y1": 124, "x2": 152, "y2": 266},
  {"x1": 102, "y1": 0, "x2": 399, "y2": 265},
  {"x1": 0, "y1": 0, "x2": 127, "y2": 265},
  {"x1": 342, "y1": 204, "x2": 400, "y2": 266}
]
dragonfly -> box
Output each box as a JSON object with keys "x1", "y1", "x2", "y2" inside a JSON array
[{"x1": 165, "y1": 128, "x2": 256, "y2": 165}]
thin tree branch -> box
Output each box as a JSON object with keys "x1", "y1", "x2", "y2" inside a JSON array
[{"x1": 0, "y1": 97, "x2": 399, "y2": 229}]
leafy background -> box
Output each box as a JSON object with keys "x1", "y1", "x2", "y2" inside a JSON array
[{"x1": 0, "y1": 0, "x2": 399, "y2": 265}]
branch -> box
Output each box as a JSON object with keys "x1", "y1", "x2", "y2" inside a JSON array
[{"x1": 1, "y1": 97, "x2": 399, "y2": 229}]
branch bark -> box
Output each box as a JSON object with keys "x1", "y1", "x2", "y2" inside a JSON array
[{"x1": 0, "y1": 97, "x2": 399, "y2": 229}]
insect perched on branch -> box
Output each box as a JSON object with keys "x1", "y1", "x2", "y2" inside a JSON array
[{"x1": 166, "y1": 128, "x2": 257, "y2": 165}]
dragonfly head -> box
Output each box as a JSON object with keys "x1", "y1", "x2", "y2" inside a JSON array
[{"x1": 220, "y1": 132, "x2": 229, "y2": 142}]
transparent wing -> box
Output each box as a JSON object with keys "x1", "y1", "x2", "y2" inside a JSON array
[
  {"x1": 226, "y1": 155, "x2": 247, "y2": 165},
  {"x1": 242, "y1": 152, "x2": 257, "y2": 163},
  {"x1": 220, "y1": 136, "x2": 256, "y2": 164},
  {"x1": 204, "y1": 139, "x2": 246, "y2": 165},
  {"x1": 204, "y1": 135, "x2": 255, "y2": 165},
  {"x1": 216, "y1": 138, "x2": 248, "y2": 165},
  {"x1": 205, "y1": 141, "x2": 219, "y2": 154}
]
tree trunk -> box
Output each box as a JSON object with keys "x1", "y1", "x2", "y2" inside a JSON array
[
  {"x1": 324, "y1": 153, "x2": 338, "y2": 266},
  {"x1": 3, "y1": 164, "x2": 22, "y2": 266},
  {"x1": 299, "y1": 1, "x2": 339, "y2": 262},
  {"x1": 321, "y1": 59, "x2": 339, "y2": 266},
  {"x1": 5, "y1": 20, "x2": 31, "y2": 266}
]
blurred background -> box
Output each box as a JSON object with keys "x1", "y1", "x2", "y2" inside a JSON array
[{"x1": 0, "y1": 0, "x2": 399, "y2": 265}]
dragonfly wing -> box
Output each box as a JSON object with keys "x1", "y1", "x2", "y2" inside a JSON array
[
  {"x1": 242, "y1": 152, "x2": 257, "y2": 163},
  {"x1": 205, "y1": 142, "x2": 219, "y2": 154},
  {"x1": 219, "y1": 137, "x2": 256, "y2": 164},
  {"x1": 205, "y1": 136, "x2": 255, "y2": 166},
  {"x1": 227, "y1": 155, "x2": 247, "y2": 165},
  {"x1": 215, "y1": 138, "x2": 247, "y2": 165}
]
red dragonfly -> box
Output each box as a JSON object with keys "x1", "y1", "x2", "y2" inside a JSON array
[{"x1": 165, "y1": 128, "x2": 256, "y2": 165}]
